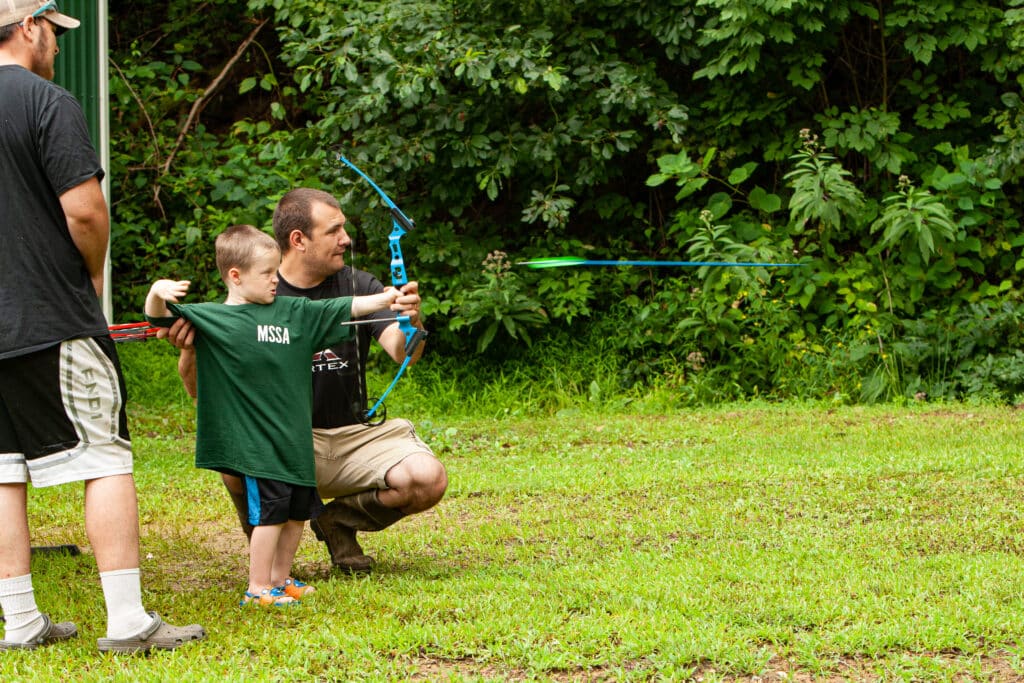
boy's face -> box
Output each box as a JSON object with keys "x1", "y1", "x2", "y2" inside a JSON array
[{"x1": 235, "y1": 248, "x2": 281, "y2": 305}]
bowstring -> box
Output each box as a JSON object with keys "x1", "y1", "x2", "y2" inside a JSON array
[
  {"x1": 347, "y1": 233, "x2": 369, "y2": 422},
  {"x1": 347, "y1": 223, "x2": 388, "y2": 425}
]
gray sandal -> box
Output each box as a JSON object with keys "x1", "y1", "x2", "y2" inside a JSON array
[
  {"x1": 97, "y1": 611, "x2": 205, "y2": 653},
  {"x1": 0, "y1": 614, "x2": 77, "y2": 651}
]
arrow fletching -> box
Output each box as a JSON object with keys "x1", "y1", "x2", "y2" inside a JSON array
[{"x1": 109, "y1": 322, "x2": 161, "y2": 342}]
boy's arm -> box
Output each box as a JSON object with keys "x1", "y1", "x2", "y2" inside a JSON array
[
  {"x1": 350, "y1": 287, "x2": 403, "y2": 318},
  {"x1": 145, "y1": 279, "x2": 191, "y2": 318}
]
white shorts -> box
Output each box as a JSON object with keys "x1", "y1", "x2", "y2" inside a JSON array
[{"x1": 0, "y1": 337, "x2": 133, "y2": 487}]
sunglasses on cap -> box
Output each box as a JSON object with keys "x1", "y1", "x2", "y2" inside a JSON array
[{"x1": 19, "y1": 2, "x2": 72, "y2": 35}]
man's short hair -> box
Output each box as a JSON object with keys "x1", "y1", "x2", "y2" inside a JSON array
[
  {"x1": 272, "y1": 188, "x2": 341, "y2": 253},
  {"x1": 215, "y1": 224, "x2": 279, "y2": 284}
]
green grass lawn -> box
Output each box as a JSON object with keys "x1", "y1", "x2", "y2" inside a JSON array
[{"x1": 4, "y1": 404, "x2": 1024, "y2": 681}]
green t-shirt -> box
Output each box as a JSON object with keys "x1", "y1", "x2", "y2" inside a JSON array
[{"x1": 163, "y1": 296, "x2": 354, "y2": 487}]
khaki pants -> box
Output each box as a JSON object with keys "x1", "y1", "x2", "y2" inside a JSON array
[{"x1": 313, "y1": 418, "x2": 434, "y2": 500}]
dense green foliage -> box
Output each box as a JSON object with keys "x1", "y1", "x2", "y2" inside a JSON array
[{"x1": 107, "y1": 0, "x2": 1024, "y2": 404}]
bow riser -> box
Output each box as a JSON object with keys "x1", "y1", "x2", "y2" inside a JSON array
[{"x1": 389, "y1": 230, "x2": 410, "y2": 287}]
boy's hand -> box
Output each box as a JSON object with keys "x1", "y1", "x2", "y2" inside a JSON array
[
  {"x1": 145, "y1": 279, "x2": 191, "y2": 318},
  {"x1": 152, "y1": 279, "x2": 191, "y2": 302},
  {"x1": 351, "y1": 287, "x2": 401, "y2": 318}
]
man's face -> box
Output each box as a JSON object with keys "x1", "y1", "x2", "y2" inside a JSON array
[
  {"x1": 27, "y1": 16, "x2": 59, "y2": 80},
  {"x1": 303, "y1": 201, "x2": 352, "y2": 278}
]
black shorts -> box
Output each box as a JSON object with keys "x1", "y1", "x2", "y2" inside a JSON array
[
  {"x1": 0, "y1": 337, "x2": 132, "y2": 487},
  {"x1": 242, "y1": 475, "x2": 324, "y2": 526}
]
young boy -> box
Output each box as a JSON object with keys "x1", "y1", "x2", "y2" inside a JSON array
[{"x1": 145, "y1": 225, "x2": 407, "y2": 606}]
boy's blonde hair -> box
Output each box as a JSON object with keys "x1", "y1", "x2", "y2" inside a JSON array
[{"x1": 215, "y1": 224, "x2": 280, "y2": 284}]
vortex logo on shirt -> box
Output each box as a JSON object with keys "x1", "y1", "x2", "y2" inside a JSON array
[
  {"x1": 312, "y1": 348, "x2": 348, "y2": 372},
  {"x1": 257, "y1": 324, "x2": 291, "y2": 344}
]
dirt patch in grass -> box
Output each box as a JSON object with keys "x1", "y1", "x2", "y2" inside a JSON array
[{"x1": 403, "y1": 653, "x2": 1023, "y2": 681}]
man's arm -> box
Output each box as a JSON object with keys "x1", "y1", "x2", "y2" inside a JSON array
[
  {"x1": 60, "y1": 177, "x2": 108, "y2": 297},
  {"x1": 178, "y1": 347, "x2": 198, "y2": 400},
  {"x1": 158, "y1": 318, "x2": 198, "y2": 400}
]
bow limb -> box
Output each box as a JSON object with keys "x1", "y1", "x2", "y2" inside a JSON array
[{"x1": 338, "y1": 155, "x2": 414, "y2": 281}]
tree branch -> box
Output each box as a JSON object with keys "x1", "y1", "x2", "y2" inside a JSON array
[
  {"x1": 109, "y1": 56, "x2": 167, "y2": 218},
  {"x1": 159, "y1": 17, "x2": 270, "y2": 180}
]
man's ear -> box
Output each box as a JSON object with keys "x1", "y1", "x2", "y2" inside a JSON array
[
  {"x1": 227, "y1": 266, "x2": 242, "y2": 284},
  {"x1": 21, "y1": 15, "x2": 45, "y2": 37},
  {"x1": 16, "y1": 15, "x2": 36, "y2": 38}
]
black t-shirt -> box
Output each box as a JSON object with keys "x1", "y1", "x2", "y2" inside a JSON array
[
  {"x1": 276, "y1": 267, "x2": 393, "y2": 427},
  {"x1": 0, "y1": 65, "x2": 108, "y2": 359}
]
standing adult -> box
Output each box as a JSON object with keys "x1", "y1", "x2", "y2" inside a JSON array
[
  {"x1": 0, "y1": 0, "x2": 204, "y2": 652},
  {"x1": 171, "y1": 188, "x2": 447, "y2": 573}
]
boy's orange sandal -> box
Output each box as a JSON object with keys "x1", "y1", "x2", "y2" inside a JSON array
[
  {"x1": 240, "y1": 586, "x2": 299, "y2": 607},
  {"x1": 278, "y1": 578, "x2": 315, "y2": 600}
]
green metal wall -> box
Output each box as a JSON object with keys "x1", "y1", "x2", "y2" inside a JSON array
[
  {"x1": 53, "y1": 0, "x2": 112, "y2": 319},
  {"x1": 54, "y1": 0, "x2": 104, "y2": 148}
]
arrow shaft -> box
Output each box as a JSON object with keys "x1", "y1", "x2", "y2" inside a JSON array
[
  {"x1": 521, "y1": 258, "x2": 804, "y2": 269},
  {"x1": 339, "y1": 316, "x2": 406, "y2": 327},
  {"x1": 575, "y1": 260, "x2": 801, "y2": 267}
]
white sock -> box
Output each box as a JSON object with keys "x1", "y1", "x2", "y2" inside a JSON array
[
  {"x1": 0, "y1": 574, "x2": 44, "y2": 642},
  {"x1": 99, "y1": 568, "x2": 154, "y2": 639}
]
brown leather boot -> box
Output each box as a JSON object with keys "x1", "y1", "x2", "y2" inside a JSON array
[
  {"x1": 310, "y1": 490, "x2": 406, "y2": 573},
  {"x1": 309, "y1": 517, "x2": 373, "y2": 573}
]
